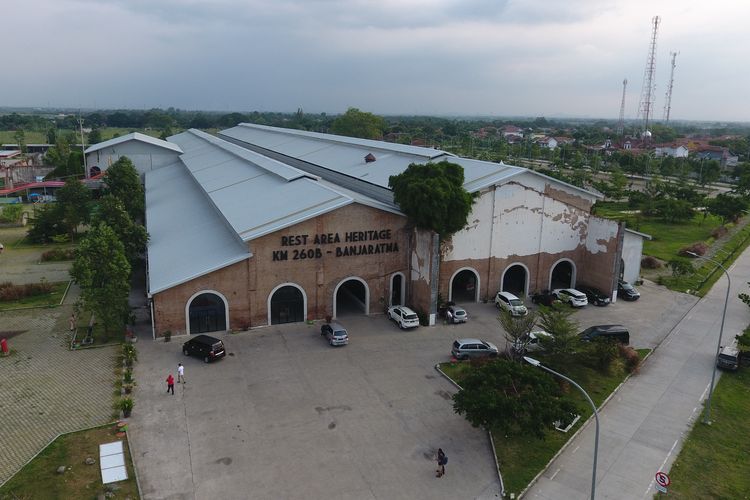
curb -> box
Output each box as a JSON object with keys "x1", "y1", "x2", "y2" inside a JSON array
[{"x1": 434, "y1": 362, "x2": 506, "y2": 497}]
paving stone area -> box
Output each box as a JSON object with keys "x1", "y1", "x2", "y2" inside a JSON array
[{"x1": 0, "y1": 286, "x2": 117, "y2": 485}]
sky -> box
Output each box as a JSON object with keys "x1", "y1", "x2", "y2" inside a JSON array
[{"x1": 4, "y1": 0, "x2": 749, "y2": 121}]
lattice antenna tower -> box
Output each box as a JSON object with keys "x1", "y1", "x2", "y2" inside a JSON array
[
  {"x1": 662, "y1": 51, "x2": 678, "y2": 123},
  {"x1": 617, "y1": 78, "x2": 628, "y2": 136},
  {"x1": 637, "y1": 15, "x2": 660, "y2": 139}
]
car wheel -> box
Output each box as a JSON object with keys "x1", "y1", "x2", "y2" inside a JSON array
[
  {"x1": 399, "y1": 322, "x2": 405, "y2": 330},
  {"x1": 203, "y1": 356, "x2": 210, "y2": 363},
  {"x1": 183, "y1": 349, "x2": 189, "y2": 356}
]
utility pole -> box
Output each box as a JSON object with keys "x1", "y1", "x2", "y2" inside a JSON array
[
  {"x1": 663, "y1": 51, "x2": 678, "y2": 123},
  {"x1": 637, "y1": 16, "x2": 660, "y2": 141},
  {"x1": 77, "y1": 113, "x2": 86, "y2": 177}
]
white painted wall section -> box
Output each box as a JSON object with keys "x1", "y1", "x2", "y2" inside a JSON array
[{"x1": 622, "y1": 231, "x2": 646, "y2": 283}]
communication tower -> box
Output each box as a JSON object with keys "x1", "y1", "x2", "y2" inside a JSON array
[
  {"x1": 662, "y1": 51, "x2": 678, "y2": 123},
  {"x1": 617, "y1": 78, "x2": 628, "y2": 136},
  {"x1": 637, "y1": 16, "x2": 660, "y2": 139}
]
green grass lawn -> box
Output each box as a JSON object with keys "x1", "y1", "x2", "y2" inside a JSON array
[
  {"x1": 664, "y1": 366, "x2": 750, "y2": 499},
  {"x1": 594, "y1": 202, "x2": 723, "y2": 262},
  {"x1": 74, "y1": 309, "x2": 126, "y2": 346},
  {"x1": 0, "y1": 281, "x2": 68, "y2": 311},
  {"x1": 0, "y1": 130, "x2": 47, "y2": 144},
  {"x1": 0, "y1": 424, "x2": 140, "y2": 500},
  {"x1": 440, "y1": 348, "x2": 650, "y2": 497}
]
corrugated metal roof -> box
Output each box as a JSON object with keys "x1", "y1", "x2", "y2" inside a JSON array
[
  {"x1": 170, "y1": 130, "x2": 353, "y2": 241},
  {"x1": 84, "y1": 132, "x2": 183, "y2": 155},
  {"x1": 145, "y1": 161, "x2": 250, "y2": 295}
]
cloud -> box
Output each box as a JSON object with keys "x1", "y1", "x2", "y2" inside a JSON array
[{"x1": 2, "y1": 0, "x2": 749, "y2": 120}]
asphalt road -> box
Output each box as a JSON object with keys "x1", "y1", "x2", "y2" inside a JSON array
[{"x1": 525, "y1": 249, "x2": 750, "y2": 499}]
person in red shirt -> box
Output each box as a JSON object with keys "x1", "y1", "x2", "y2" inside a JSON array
[{"x1": 166, "y1": 374, "x2": 175, "y2": 395}]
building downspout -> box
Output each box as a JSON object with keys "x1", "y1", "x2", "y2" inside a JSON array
[{"x1": 149, "y1": 297, "x2": 156, "y2": 340}]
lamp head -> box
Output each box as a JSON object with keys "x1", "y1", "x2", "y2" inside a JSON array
[{"x1": 523, "y1": 356, "x2": 541, "y2": 367}]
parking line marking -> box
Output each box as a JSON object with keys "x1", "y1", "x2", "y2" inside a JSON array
[
  {"x1": 549, "y1": 468, "x2": 561, "y2": 480},
  {"x1": 642, "y1": 439, "x2": 679, "y2": 498}
]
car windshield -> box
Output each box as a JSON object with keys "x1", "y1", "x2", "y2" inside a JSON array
[
  {"x1": 510, "y1": 299, "x2": 524, "y2": 306},
  {"x1": 571, "y1": 292, "x2": 585, "y2": 298},
  {"x1": 333, "y1": 330, "x2": 347, "y2": 337},
  {"x1": 454, "y1": 310, "x2": 466, "y2": 316},
  {"x1": 621, "y1": 283, "x2": 634, "y2": 290},
  {"x1": 481, "y1": 341, "x2": 492, "y2": 348},
  {"x1": 718, "y1": 353, "x2": 736, "y2": 361},
  {"x1": 211, "y1": 342, "x2": 223, "y2": 350},
  {"x1": 453, "y1": 340, "x2": 461, "y2": 349},
  {"x1": 405, "y1": 314, "x2": 418, "y2": 320}
]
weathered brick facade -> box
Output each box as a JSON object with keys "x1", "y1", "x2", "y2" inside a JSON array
[{"x1": 152, "y1": 203, "x2": 419, "y2": 335}]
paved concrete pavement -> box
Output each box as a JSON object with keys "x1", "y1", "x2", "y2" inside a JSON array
[
  {"x1": 525, "y1": 252, "x2": 750, "y2": 499},
  {"x1": 126, "y1": 279, "x2": 691, "y2": 500},
  {"x1": 0, "y1": 285, "x2": 117, "y2": 485}
]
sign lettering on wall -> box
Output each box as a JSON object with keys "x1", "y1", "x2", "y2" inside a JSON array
[{"x1": 272, "y1": 230, "x2": 399, "y2": 261}]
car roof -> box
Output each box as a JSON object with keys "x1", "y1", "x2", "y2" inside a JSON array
[
  {"x1": 397, "y1": 305, "x2": 416, "y2": 313},
  {"x1": 529, "y1": 330, "x2": 552, "y2": 338},
  {"x1": 190, "y1": 334, "x2": 222, "y2": 343},
  {"x1": 456, "y1": 338, "x2": 483, "y2": 344},
  {"x1": 448, "y1": 305, "x2": 465, "y2": 310},
  {"x1": 327, "y1": 322, "x2": 346, "y2": 329},
  {"x1": 498, "y1": 291, "x2": 520, "y2": 299}
]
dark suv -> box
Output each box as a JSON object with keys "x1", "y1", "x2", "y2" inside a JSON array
[
  {"x1": 580, "y1": 325, "x2": 630, "y2": 344},
  {"x1": 183, "y1": 335, "x2": 226, "y2": 363},
  {"x1": 617, "y1": 280, "x2": 641, "y2": 301},
  {"x1": 577, "y1": 285, "x2": 611, "y2": 306}
]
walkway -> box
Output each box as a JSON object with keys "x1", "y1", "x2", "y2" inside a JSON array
[
  {"x1": 0, "y1": 285, "x2": 117, "y2": 485},
  {"x1": 525, "y1": 247, "x2": 750, "y2": 498}
]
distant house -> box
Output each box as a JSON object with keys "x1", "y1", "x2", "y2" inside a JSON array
[
  {"x1": 695, "y1": 147, "x2": 739, "y2": 169},
  {"x1": 502, "y1": 125, "x2": 524, "y2": 138},
  {"x1": 654, "y1": 145, "x2": 689, "y2": 158},
  {"x1": 535, "y1": 137, "x2": 558, "y2": 149}
]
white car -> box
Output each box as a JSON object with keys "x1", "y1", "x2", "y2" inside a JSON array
[
  {"x1": 388, "y1": 305, "x2": 420, "y2": 329},
  {"x1": 552, "y1": 288, "x2": 588, "y2": 308},
  {"x1": 446, "y1": 305, "x2": 468, "y2": 323},
  {"x1": 495, "y1": 291, "x2": 528, "y2": 316},
  {"x1": 512, "y1": 330, "x2": 554, "y2": 354}
]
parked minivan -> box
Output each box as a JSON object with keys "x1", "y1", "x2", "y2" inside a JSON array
[
  {"x1": 182, "y1": 335, "x2": 226, "y2": 363},
  {"x1": 717, "y1": 341, "x2": 740, "y2": 371},
  {"x1": 579, "y1": 325, "x2": 630, "y2": 344}
]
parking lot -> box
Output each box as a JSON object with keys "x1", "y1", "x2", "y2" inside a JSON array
[{"x1": 128, "y1": 280, "x2": 696, "y2": 500}]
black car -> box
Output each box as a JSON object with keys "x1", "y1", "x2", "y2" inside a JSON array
[
  {"x1": 182, "y1": 335, "x2": 226, "y2": 363},
  {"x1": 618, "y1": 280, "x2": 641, "y2": 301},
  {"x1": 531, "y1": 290, "x2": 558, "y2": 307},
  {"x1": 580, "y1": 325, "x2": 630, "y2": 344},
  {"x1": 577, "y1": 285, "x2": 611, "y2": 306}
]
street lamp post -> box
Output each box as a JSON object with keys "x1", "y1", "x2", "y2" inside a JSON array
[
  {"x1": 524, "y1": 356, "x2": 599, "y2": 500},
  {"x1": 686, "y1": 251, "x2": 731, "y2": 424}
]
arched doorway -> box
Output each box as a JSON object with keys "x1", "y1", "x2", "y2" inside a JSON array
[
  {"x1": 449, "y1": 268, "x2": 480, "y2": 302},
  {"x1": 186, "y1": 291, "x2": 228, "y2": 334},
  {"x1": 390, "y1": 273, "x2": 405, "y2": 306},
  {"x1": 334, "y1": 277, "x2": 369, "y2": 317},
  {"x1": 268, "y1": 284, "x2": 306, "y2": 325},
  {"x1": 550, "y1": 259, "x2": 576, "y2": 290},
  {"x1": 89, "y1": 166, "x2": 101, "y2": 178},
  {"x1": 502, "y1": 264, "x2": 529, "y2": 297}
]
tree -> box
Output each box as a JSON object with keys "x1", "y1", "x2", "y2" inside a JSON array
[
  {"x1": 71, "y1": 223, "x2": 131, "y2": 335},
  {"x1": 56, "y1": 178, "x2": 91, "y2": 239},
  {"x1": 706, "y1": 193, "x2": 748, "y2": 224},
  {"x1": 88, "y1": 128, "x2": 102, "y2": 144},
  {"x1": 536, "y1": 305, "x2": 582, "y2": 368},
  {"x1": 389, "y1": 161, "x2": 475, "y2": 238},
  {"x1": 93, "y1": 195, "x2": 148, "y2": 263},
  {"x1": 654, "y1": 198, "x2": 694, "y2": 223},
  {"x1": 498, "y1": 310, "x2": 537, "y2": 360},
  {"x1": 452, "y1": 359, "x2": 577, "y2": 439},
  {"x1": 331, "y1": 108, "x2": 386, "y2": 140},
  {"x1": 103, "y1": 157, "x2": 145, "y2": 221},
  {"x1": 14, "y1": 128, "x2": 27, "y2": 153},
  {"x1": 27, "y1": 205, "x2": 67, "y2": 243}
]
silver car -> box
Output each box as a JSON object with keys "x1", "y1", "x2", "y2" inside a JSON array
[
  {"x1": 321, "y1": 322, "x2": 349, "y2": 346},
  {"x1": 451, "y1": 338, "x2": 499, "y2": 360},
  {"x1": 446, "y1": 305, "x2": 468, "y2": 323}
]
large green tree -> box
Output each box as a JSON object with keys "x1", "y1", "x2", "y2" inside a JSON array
[
  {"x1": 331, "y1": 108, "x2": 386, "y2": 140},
  {"x1": 103, "y1": 156, "x2": 145, "y2": 221},
  {"x1": 56, "y1": 178, "x2": 91, "y2": 239},
  {"x1": 536, "y1": 305, "x2": 582, "y2": 368},
  {"x1": 452, "y1": 359, "x2": 577, "y2": 439},
  {"x1": 93, "y1": 195, "x2": 147, "y2": 264},
  {"x1": 499, "y1": 310, "x2": 538, "y2": 360},
  {"x1": 71, "y1": 223, "x2": 131, "y2": 335},
  {"x1": 707, "y1": 194, "x2": 748, "y2": 224},
  {"x1": 389, "y1": 161, "x2": 475, "y2": 238}
]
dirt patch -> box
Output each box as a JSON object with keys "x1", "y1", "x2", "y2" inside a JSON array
[{"x1": 0, "y1": 330, "x2": 28, "y2": 339}]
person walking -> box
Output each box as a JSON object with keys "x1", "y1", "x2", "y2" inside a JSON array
[
  {"x1": 166, "y1": 373, "x2": 175, "y2": 395},
  {"x1": 177, "y1": 363, "x2": 185, "y2": 384},
  {"x1": 436, "y1": 448, "x2": 447, "y2": 478}
]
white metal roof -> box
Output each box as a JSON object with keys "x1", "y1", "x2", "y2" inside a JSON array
[
  {"x1": 84, "y1": 132, "x2": 183, "y2": 155},
  {"x1": 219, "y1": 124, "x2": 596, "y2": 199},
  {"x1": 145, "y1": 161, "x2": 250, "y2": 295}
]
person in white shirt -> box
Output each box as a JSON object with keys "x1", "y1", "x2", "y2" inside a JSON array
[{"x1": 177, "y1": 363, "x2": 185, "y2": 384}]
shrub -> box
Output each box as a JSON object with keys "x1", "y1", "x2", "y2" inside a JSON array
[
  {"x1": 641, "y1": 256, "x2": 662, "y2": 269},
  {"x1": 41, "y1": 248, "x2": 76, "y2": 262},
  {"x1": 711, "y1": 226, "x2": 728, "y2": 239},
  {"x1": 669, "y1": 258, "x2": 694, "y2": 277},
  {"x1": 583, "y1": 339, "x2": 620, "y2": 372},
  {"x1": 679, "y1": 242, "x2": 708, "y2": 257},
  {"x1": 619, "y1": 344, "x2": 641, "y2": 373},
  {"x1": 0, "y1": 280, "x2": 54, "y2": 302},
  {"x1": 0, "y1": 204, "x2": 23, "y2": 223}
]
